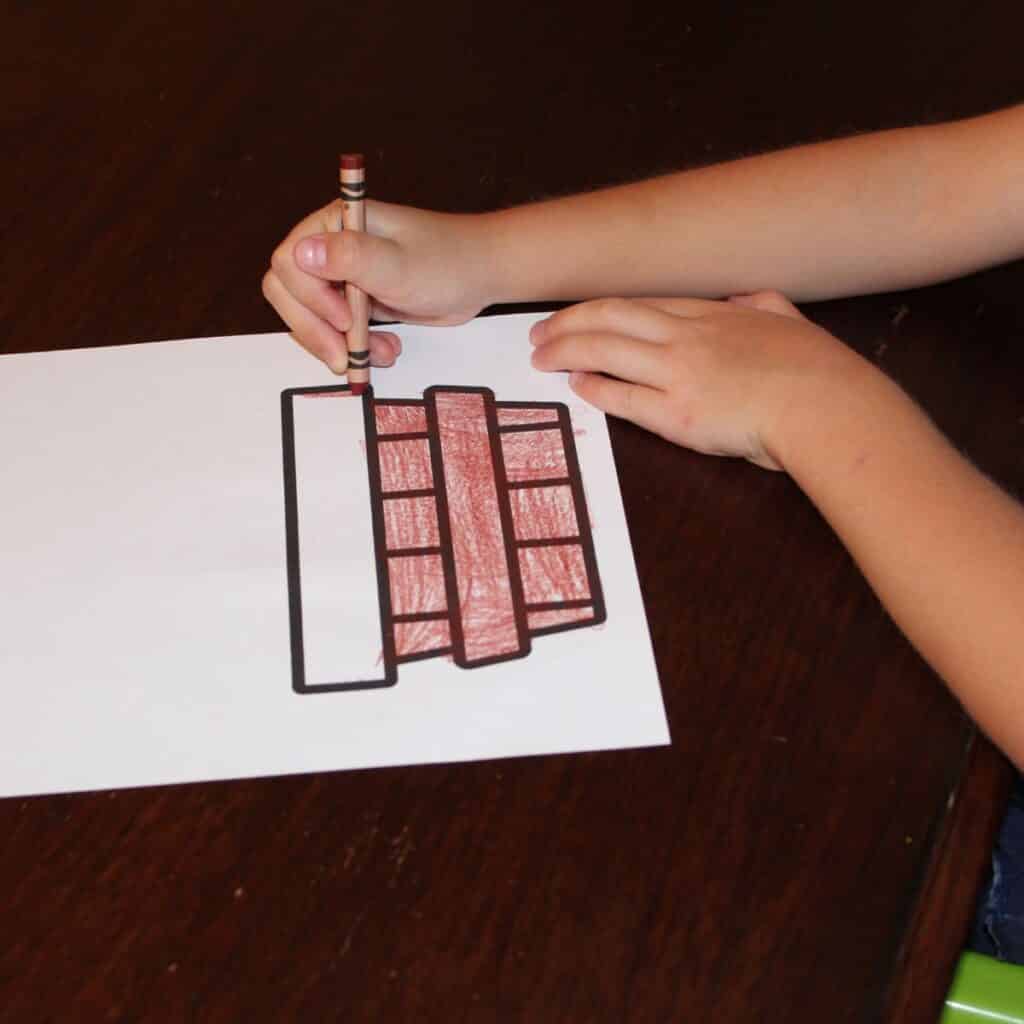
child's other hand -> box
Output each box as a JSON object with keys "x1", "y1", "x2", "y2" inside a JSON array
[
  {"x1": 263, "y1": 201, "x2": 490, "y2": 374},
  {"x1": 529, "y1": 291, "x2": 863, "y2": 471}
]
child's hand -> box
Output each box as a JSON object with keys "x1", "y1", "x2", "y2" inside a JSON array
[
  {"x1": 529, "y1": 291, "x2": 865, "y2": 471},
  {"x1": 263, "y1": 201, "x2": 491, "y2": 374}
]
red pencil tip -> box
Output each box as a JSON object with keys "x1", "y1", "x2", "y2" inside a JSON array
[{"x1": 350, "y1": 382, "x2": 367, "y2": 396}]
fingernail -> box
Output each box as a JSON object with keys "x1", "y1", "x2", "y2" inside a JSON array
[
  {"x1": 529, "y1": 319, "x2": 549, "y2": 345},
  {"x1": 369, "y1": 337, "x2": 395, "y2": 367},
  {"x1": 327, "y1": 353, "x2": 349, "y2": 375},
  {"x1": 568, "y1": 371, "x2": 584, "y2": 389},
  {"x1": 296, "y1": 237, "x2": 327, "y2": 269}
]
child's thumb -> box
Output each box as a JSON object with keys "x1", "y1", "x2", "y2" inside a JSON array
[{"x1": 293, "y1": 230, "x2": 403, "y2": 297}]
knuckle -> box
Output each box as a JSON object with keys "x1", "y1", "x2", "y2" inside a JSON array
[{"x1": 590, "y1": 296, "x2": 629, "y2": 324}]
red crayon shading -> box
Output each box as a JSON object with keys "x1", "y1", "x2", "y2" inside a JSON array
[
  {"x1": 430, "y1": 389, "x2": 525, "y2": 666},
  {"x1": 281, "y1": 385, "x2": 606, "y2": 693}
]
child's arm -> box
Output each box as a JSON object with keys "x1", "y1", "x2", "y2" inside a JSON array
[
  {"x1": 531, "y1": 292, "x2": 1024, "y2": 768},
  {"x1": 484, "y1": 104, "x2": 1024, "y2": 303},
  {"x1": 264, "y1": 106, "x2": 1024, "y2": 370},
  {"x1": 780, "y1": 343, "x2": 1024, "y2": 768}
]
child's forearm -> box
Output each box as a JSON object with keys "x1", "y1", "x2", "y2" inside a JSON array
[
  {"x1": 477, "y1": 106, "x2": 1024, "y2": 304},
  {"x1": 774, "y1": 363, "x2": 1024, "y2": 767}
]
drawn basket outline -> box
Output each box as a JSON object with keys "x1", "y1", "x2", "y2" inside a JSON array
[{"x1": 281, "y1": 384, "x2": 606, "y2": 694}]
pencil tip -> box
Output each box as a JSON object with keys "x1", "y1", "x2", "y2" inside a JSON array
[{"x1": 350, "y1": 382, "x2": 367, "y2": 396}]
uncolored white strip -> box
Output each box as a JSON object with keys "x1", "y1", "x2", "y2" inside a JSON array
[{"x1": 291, "y1": 395, "x2": 384, "y2": 686}]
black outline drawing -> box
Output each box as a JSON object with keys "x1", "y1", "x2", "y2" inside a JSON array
[{"x1": 281, "y1": 384, "x2": 606, "y2": 694}]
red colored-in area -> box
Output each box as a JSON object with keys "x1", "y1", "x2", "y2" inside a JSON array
[
  {"x1": 518, "y1": 544, "x2": 590, "y2": 604},
  {"x1": 496, "y1": 406, "x2": 560, "y2": 427},
  {"x1": 376, "y1": 403, "x2": 428, "y2": 435},
  {"x1": 527, "y1": 606, "x2": 594, "y2": 630},
  {"x1": 289, "y1": 383, "x2": 604, "y2": 693},
  {"x1": 432, "y1": 391, "x2": 522, "y2": 664},
  {"x1": 509, "y1": 485, "x2": 578, "y2": 541},
  {"x1": 388, "y1": 554, "x2": 447, "y2": 615},
  {"x1": 378, "y1": 438, "x2": 433, "y2": 492},
  {"x1": 500, "y1": 428, "x2": 568, "y2": 482},
  {"x1": 395, "y1": 619, "x2": 451, "y2": 658},
  {"x1": 383, "y1": 496, "x2": 440, "y2": 550}
]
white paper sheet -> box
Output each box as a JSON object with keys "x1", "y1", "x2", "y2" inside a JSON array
[{"x1": 0, "y1": 314, "x2": 668, "y2": 798}]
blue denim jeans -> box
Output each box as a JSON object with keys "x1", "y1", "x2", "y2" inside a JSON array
[{"x1": 970, "y1": 775, "x2": 1024, "y2": 963}]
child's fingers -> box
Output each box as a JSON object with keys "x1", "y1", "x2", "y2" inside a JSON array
[
  {"x1": 268, "y1": 206, "x2": 354, "y2": 330},
  {"x1": 367, "y1": 331, "x2": 402, "y2": 366},
  {"x1": 262, "y1": 269, "x2": 349, "y2": 373},
  {"x1": 531, "y1": 331, "x2": 670, "y2": 389},
  {"x1": 263, "y1": 270, "x2": 403, "y2": 369},
  {"x1": 268, "y1": 258, "x2": 354, "y2": 334},
  {"x1": 531, "y1": 298, "x2": 689, "y2": 346},
  {"x1": 632, "y1": 297, "x2": 730, "y2": 318},
  {"x1": 567, "y1": 371, "x2": 668, "y2": 436}
]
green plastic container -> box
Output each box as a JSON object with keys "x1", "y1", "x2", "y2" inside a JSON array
[{"x1": 942, "y1": 952, "x2": 1024, "y2": 1023}]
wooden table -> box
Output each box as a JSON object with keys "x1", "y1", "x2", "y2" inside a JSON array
[{"x1": 2, "y1": 2, "x2": 1021, "y2": 1020}]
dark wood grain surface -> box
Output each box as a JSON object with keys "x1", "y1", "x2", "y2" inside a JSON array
[{"x1": 2, "y1": 2, "x2": 1021, "y2": 1020}]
